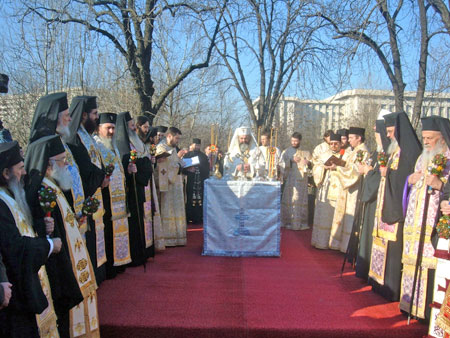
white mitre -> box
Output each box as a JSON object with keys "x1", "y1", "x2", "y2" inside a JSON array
[{"x1": 227, "y1": 126, "x2": 258, "y2": 155}]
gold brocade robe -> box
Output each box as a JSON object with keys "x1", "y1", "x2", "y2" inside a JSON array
[
  {"x1": 329, "y1": 143, "x2": 369, "y2": 253},
  {"x1": 280, "y1": 147, "x2": 312, "y2": 230},
  {"x1": 156, "y1": 140, "x2": 187, "y2": 246},
  {"x1": 399, "y1": 151, "x2": 450, "y2": 319},
  {"x1": 311, "y1": 147, "x2": 341, "y2": 249}
]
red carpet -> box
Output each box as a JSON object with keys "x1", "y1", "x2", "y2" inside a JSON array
[{"x1": 97, "y1": 226, "x2": 428, "y2": 338}]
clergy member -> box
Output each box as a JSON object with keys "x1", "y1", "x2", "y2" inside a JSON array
[
  {"x1": 155, "y1": 127, "x2": 188, "y2": 246},
  {"x1": 312, "y1": 130, "x2": 333, "y2": 166},
  {"x1": 183, "y1": 138, "x2": 210, "y2": 223},
  {"x1": 280, "y1": 132, "x2": 312, "y2": 230},
  {"x1": 399, "y1": 116, "x2": 450, "y2": 320},
  {"x1": 258, "y1": 130, "x2": 281, "y2": 180},
  {"x1": 94, "y1": 113, "x2": 132, "y2": 278},
  {"x1": 329, "y1": 127, "x2": 369, "y2": 252},
  {"x1": 353, "y1": 110, "x2": 390, "y2": 279},
  {"x1": 311, "y1": 132, "x2": 342, "y2": 249},
  {"x1": 67, "y1": 95, "x2": 109, "y2": 285},
  {"x1": 28, "y1": 92, "x2": 89, "y2": 246},
  {"x1": 136, "y1": 115, "x2": 151, "y2": 141},
  {"x1": 224, "y1": 127, "x2": 260, "y2": 180},
  {"x1": 156, "y1": 126, "x2": 168, "y2": 145},
  {"x1": 369, "y1": 112, "x2": 421, "y2": 301},
  {"x1": 0, "y1": 141, "x2": 61, "y2": 338},
  {"x1": 0, "y1": 73, "x2": 12, "y2": 313},
  {"x1": 26, "y1": 135, "x2": 100, "y2": 337},
  {"x1": 115, "y1": 112, "x2": 155, "y2": 264}
]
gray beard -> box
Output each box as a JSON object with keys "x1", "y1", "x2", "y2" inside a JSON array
[
  {"x1": 422, "y1": 142, "x2": 447, "y2": 166},
  {"x1": 387, "y1": 139, "x2": 399, "y2": 155},
  {"x1": 8, "y1": 176, "x2": 32, "y2": 226},
  {"x1": 128, "y1": 129, "x2": 145, "y2": 154},
  {"x1": 56, "y1": 124, "x2": 71, "y2": 142},
  {"x1": 99, "y1": 136, "x2": 115, "y2": 151},
  {"x1": 50, "y1": 162, "x2": 73, "y2": 192}
]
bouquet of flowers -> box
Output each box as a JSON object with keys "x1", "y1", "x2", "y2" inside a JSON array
[
  {"x1": 210, "y1": 144, "x2": 217, "y2": 153},
  {"x1": 436, "y1": 214, "x2": 450, "y2": 239},
  {"x1": 38, "y1": 186, "x2": 57, "y2": 217},
  {"x1": 105, "y1": 163, "x2": 115, "y2": 178},
  {"x1": 428, "y1": 154, "x2": 447, "y2": 177},
  {"x1": 129, "y1": 149, "x2": 138, "y2": 164},
  {"x1": 82, "y1": 196, "x2": 100, "y2": 216},
  {"x1": 356, "y1": 150, "x2": 365, "y2": 163},
  {"x1": 149, "y1": 144, "x2": 157, "y2": 156},
  {"x1": 377, "y1": 152, "x2": 388, "y2": 167}
]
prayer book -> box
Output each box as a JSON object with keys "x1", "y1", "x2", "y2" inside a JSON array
[
  {"x1": 324, "y1": 155, "x2": 346, "y2": 167},
  {"x1": 182, "y1": 156, "x2": 200, "y2": 168}
]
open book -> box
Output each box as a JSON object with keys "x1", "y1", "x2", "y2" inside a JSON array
[
  {"x1": 182, "y1": 156, "x2": 200, "y2": 168},
  {"x1": 324, "y1": 155, "x2": 346, "y2": 167}
]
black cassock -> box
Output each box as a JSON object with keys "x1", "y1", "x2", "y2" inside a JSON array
[
  {"x1": 67, "y1": 136, "x2": 106, "y2": 285},
  {"x1": 122, "y1": 153, "x2": 154, "y2": 266},
  {"x1": 0, "y1": 198, "x2": 50, "y2": 338},
  {"x1": 183, "y1": 150, "x2": 210, "y2": 223},
  {"x1": 30, "y1": 190, "x2": 83, "y2": 338},
  {"x1": 0, "y1": 252, "x2": 7, "y2": 305},
  {"x1": 354, "y1": 151, "x2": 381, "y2": 279}
]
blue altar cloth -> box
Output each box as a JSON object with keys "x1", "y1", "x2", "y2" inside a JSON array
[{"x1": 202, "y1": 179, "x2": 281, "y2": 257}]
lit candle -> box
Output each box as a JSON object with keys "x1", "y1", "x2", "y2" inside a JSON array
[
  {"x1": 257, "y1": 126, "x2": 261, "y2": 146},
  {"x1": 275, "y1": 128, "x2": 278, "y2": 148},
  {"x1": 215, "y1": 124, "x2": 218, "y2": 146},
  {"x1": 210, "y1": 125, "x2": 214, "y2": 146}
]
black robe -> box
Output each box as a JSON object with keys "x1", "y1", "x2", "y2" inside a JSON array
[
  {"x1": 67, "y1": 135, "x2": 106, "y2": 286},
  {"x1": 0, "y1": 252, "x2": 7, "y2": 305},
  {"x1": 0, "y1": 198, "x2": 50, "y2": 338},
  {"x1": 122, "y1": 154, "x2": 154, "y2": 266},
  {"x1": 31, "y1": 191, "x2": 83, "y2": 338},
  {"x1": 183, "y1": 150, "x2": 210, "y2": 223},
  {"x1": 355, "y1": 151, "x2": 381, "y2": 279}
]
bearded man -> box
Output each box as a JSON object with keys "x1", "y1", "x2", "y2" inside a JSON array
[
  {"x1": 280, "y1": 132, "x2": 312, "y2": 230},
  {"x1": 399, "y1": 116, "x2": 450, "y2": 321},
  {"x1": 155, "y1": 127, "x2": 188, "y2": 246},
  {"x1": 329, "y1": 127, "x2": 369, "y2": 252},
  {"x1": 115, "y1": 112, "x2": 155, "y2": 264},
  {"x1": 369, "y1": 112, "x2": 421, "y2": 301},
  {"x1": 28, "y1": 93, "x2": 90, "y2": 257},
  {"x1": 136, "y1": 115, "x2": 151, "y2": 141},
  {"x1": 26, "y1": 135, "x2": 100, "y2": 337},
  {"x1": 311, "y1": 132, "x2": 342, "y2": 249},
  {"x1": 0, "y1": 141, "x2": 61, "y2": 338},
  {"x1": 67, "y1": 96, "x2": 109, "y2": 285},
  {"x1": 94, "y1": 113, "x2": 132, "y2": 278},
  {"x1": 224, "y1": 127, "x2": 260, "y2": 180}
]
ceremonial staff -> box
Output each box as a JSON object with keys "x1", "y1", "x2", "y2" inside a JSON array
[
  {"x1": 407, "y1": 184, "x2": 431, "y2": 324},
  {"x1": 130, "y1": 150, "x2": 147, "y2": 272}
]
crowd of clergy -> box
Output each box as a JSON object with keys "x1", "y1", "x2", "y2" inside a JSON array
[{"x1": 0, "y1": 67, "x2": 449, "y2": 338}]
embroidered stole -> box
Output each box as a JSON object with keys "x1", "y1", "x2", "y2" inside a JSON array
[
  {"x1": 0, "y1": 188, "x2": 59, "y2": 338},
  {"x1": 77, "y1": 127, "x2": 106, "y2": 267},
  {"x1": 131, "y1": 143, "x2": 153, "y2": 248},
  {"x1": 151, "y1": 175, "x2": 164, "y2": 250},
  {"x1": 369, "y1": 148, "x2": 400, "y2": 285},
  {"x1": 43, "y1": 178, "x2": 99, "y2": 337},
  {"x1": 63, "y1": 142, "x2": 87, "y2": 235},
  {"x1": 95, "y1": 142, "x2": 132, "y2": 265}
]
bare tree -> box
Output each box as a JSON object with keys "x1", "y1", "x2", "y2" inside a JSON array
[
  {"x1": 22, "y1": 0, "x2": 227, "y2": 124},
  {"x1": 213, "y1": 0, "x2": 324, "y2": 130},
  {"x1": 428, "y1": 0, "x2": 450, "y2": 34}
]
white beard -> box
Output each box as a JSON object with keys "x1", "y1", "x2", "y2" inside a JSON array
[
  {"x1": 8, "y1": 176, "x2": 33, "y2": 226},
  {"x1": 50, "y1": 162, "x2": 73, "y2": 192},
  {"x1": 422, "y1": 141, "x2": 447, "y2": 166},
  {"x1": 387, "y1": 139, "x2": 399, "y2": 155},
  {"x1": 128, "y1": 129, "x2": 145, "y2": 154},
  {"x1": 56, "y1": 124, "x2": 71, "y2": 141}
]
